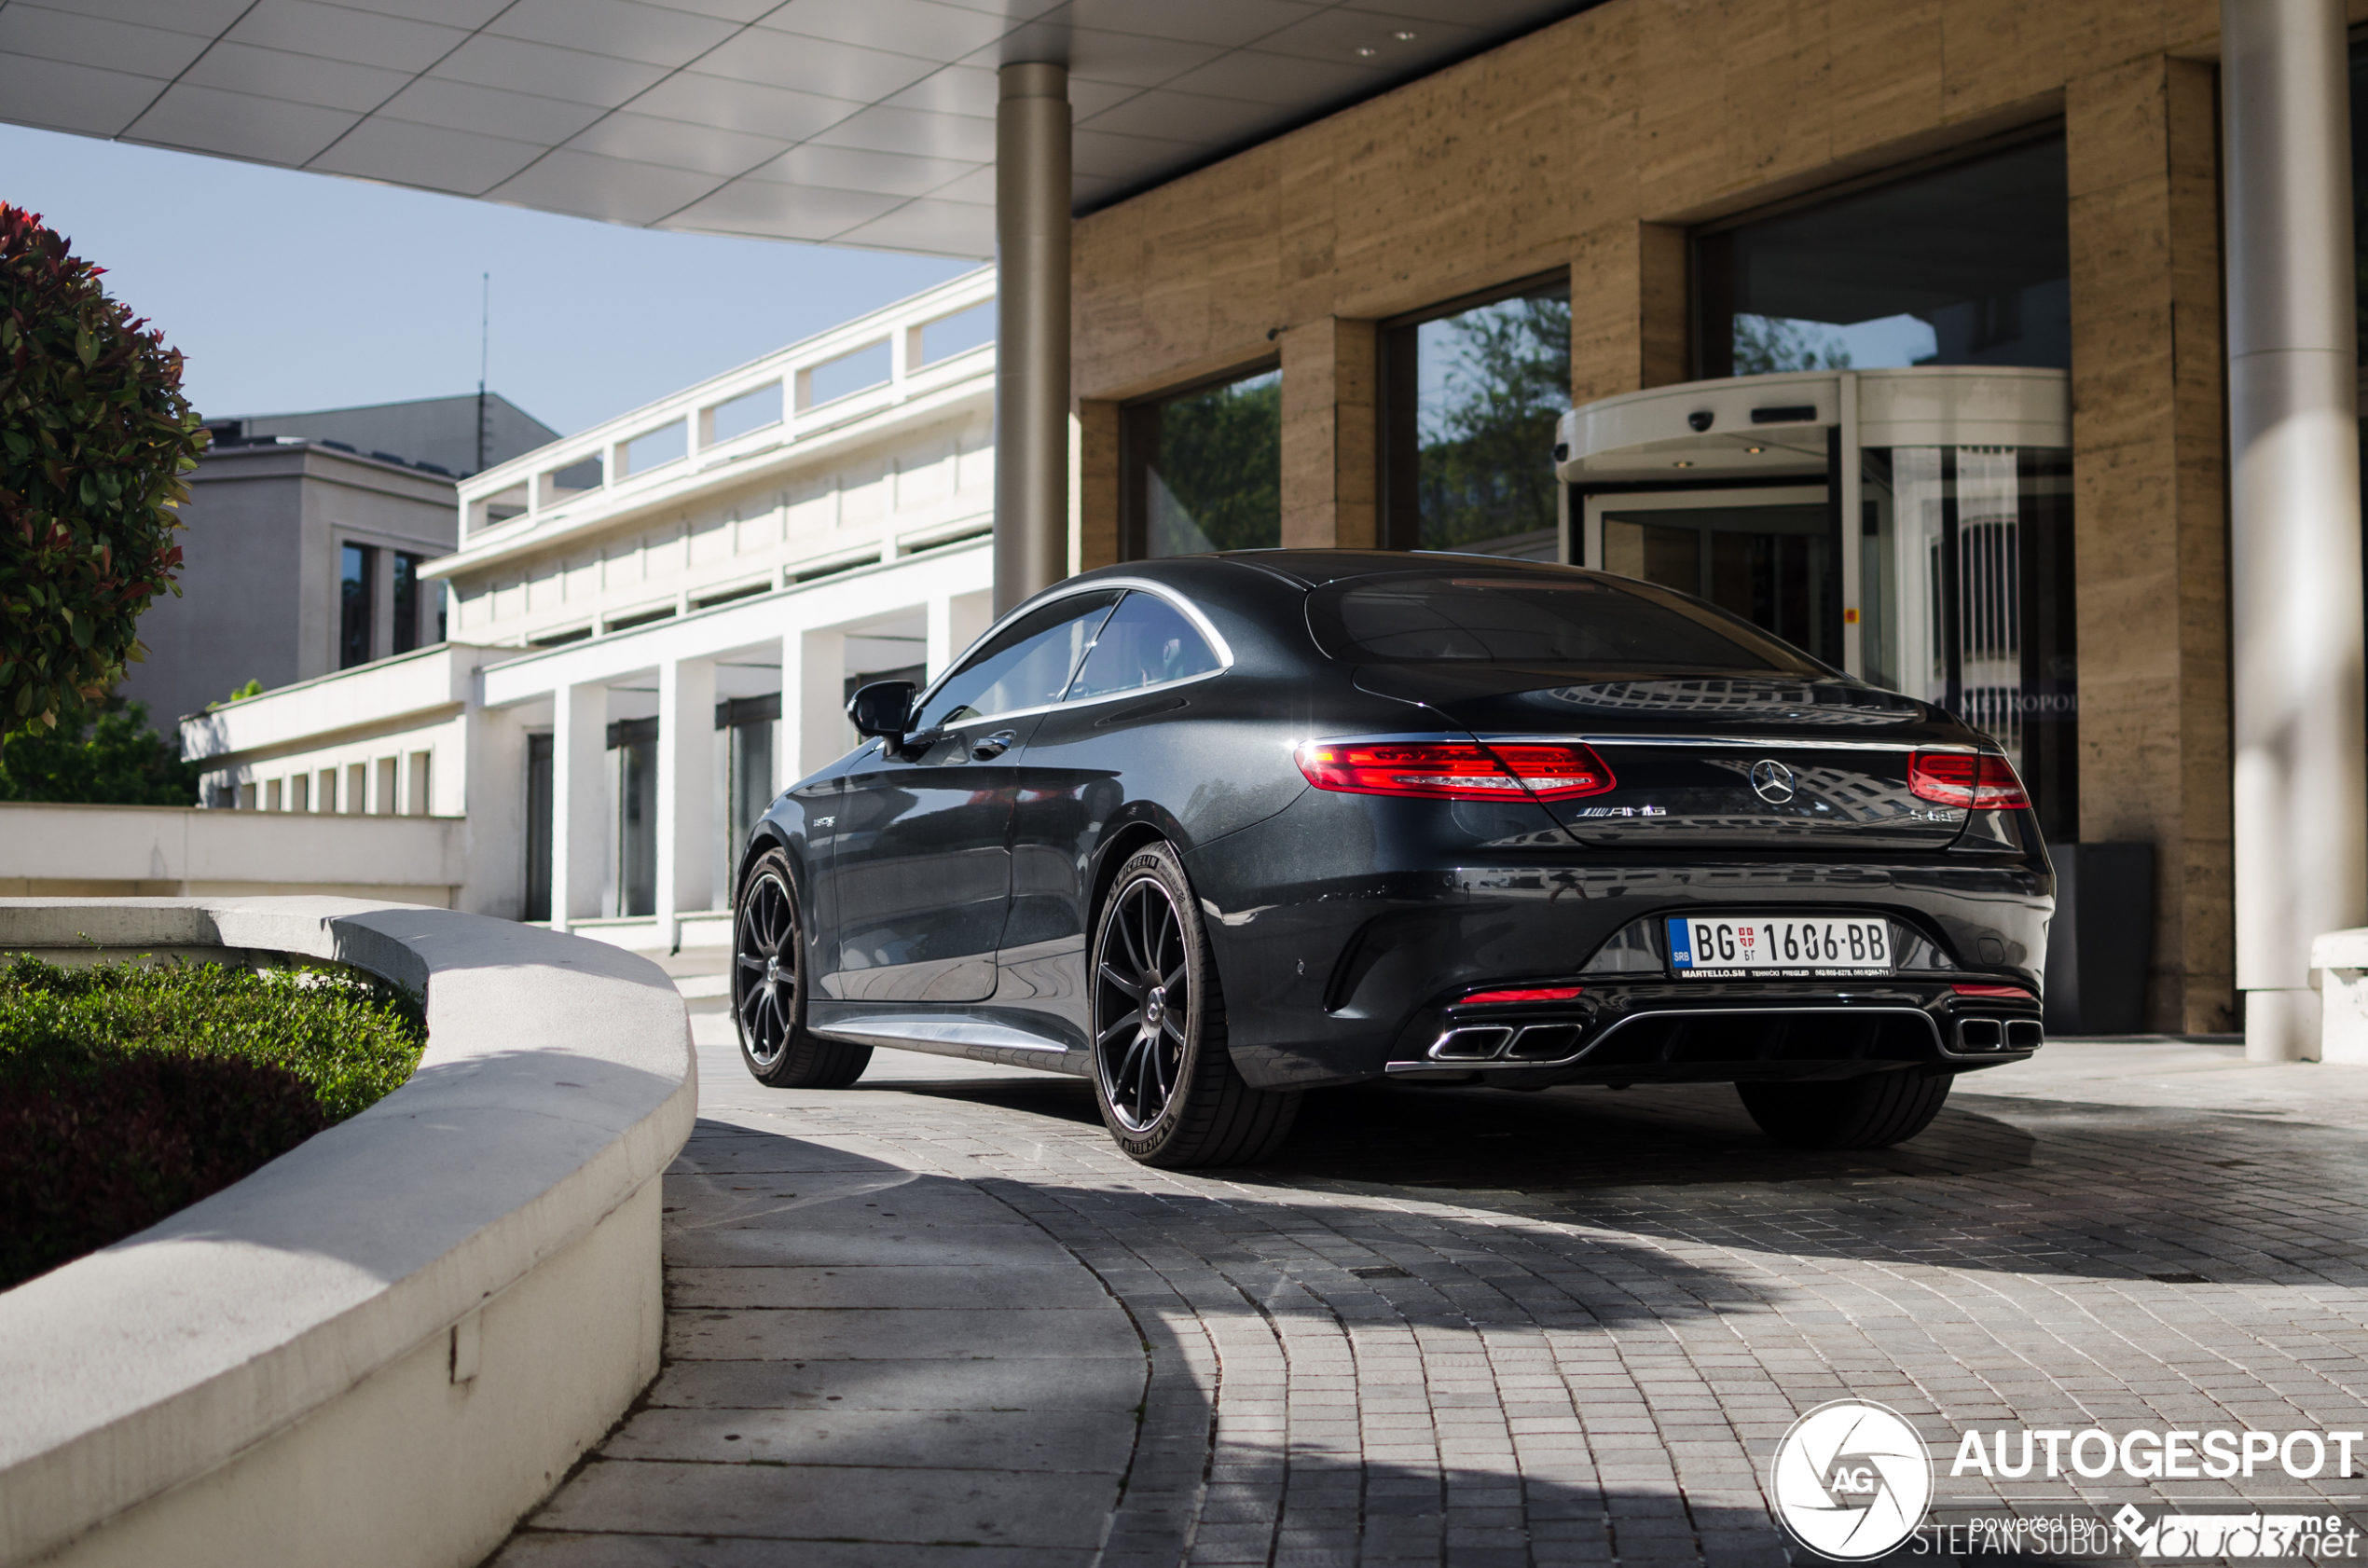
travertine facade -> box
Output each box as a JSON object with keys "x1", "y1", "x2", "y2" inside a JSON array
[{"x1": 1069, "y1": 0, "x2": 2306, "y2": 1033}]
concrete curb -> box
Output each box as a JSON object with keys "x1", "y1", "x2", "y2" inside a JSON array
[{"x1": 0, "y1": 898, "x2": 697, "y2": 1568}]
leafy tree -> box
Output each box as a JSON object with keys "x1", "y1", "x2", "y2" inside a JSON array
[
  {"x1": 0, "y1": 689, "x2": 201, "y2": 805},
  {"x1": 1417, "y1": 295, "x2": 1572, "y2": 551},
  {"x1": 1731, "y1": 312, "x2": 1853, "y2": 376},
  {"x1": 1150, "y1": 374, "x2": 1282, "y2": 554},
  {"x1": 0, "y1": 205, "x2": 206, "y2": 735}
]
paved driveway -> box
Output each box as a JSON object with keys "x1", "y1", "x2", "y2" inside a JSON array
[{"x1": 495, "y1": 1028, "x2": 2368, "y2": 1567}]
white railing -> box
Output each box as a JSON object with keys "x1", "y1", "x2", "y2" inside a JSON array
[{"x1": 458, "y1": 267, "x2": 997, "y2": 544}]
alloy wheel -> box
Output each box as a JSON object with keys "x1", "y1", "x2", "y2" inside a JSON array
[
  {"x1": 736, "y1": 869, "x2": 797, "y2": 1069},
  {"x1": 1094, "y1": 875, "x2": 1191, "y2": 1132}
]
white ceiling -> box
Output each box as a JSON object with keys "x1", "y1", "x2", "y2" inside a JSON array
[{"x1": 0, "y1": 0, "x2": 1584, "y2": 258}]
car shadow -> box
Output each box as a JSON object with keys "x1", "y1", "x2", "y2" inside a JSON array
[
  {"x1": 884, "y1": 1066, "x2": 2368, "y2": 1292},
  {"x1": 626, "y1": 1114, "x2": 2087, "y2": 1568}
]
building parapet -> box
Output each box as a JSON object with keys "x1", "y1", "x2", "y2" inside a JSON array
[
  {"x1": 439, "y1": 268, "x2": 996, "y2": 575},
  {"x1": 181, "y1": 642, "x2": 511, "y2": 760},
  {"x1": 0, "y1": 803, "x2": 468, "y2": 904}
]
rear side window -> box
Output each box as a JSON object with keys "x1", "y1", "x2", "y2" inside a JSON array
[
  {"x1": 1067, "y1": 592, "x2": 1222, "y2": 700},
  {"x1": 1311, "y1": 571, "x2": 1819, "y2": 671},
  {"x1": 914, "y1": 591, "x2": 1121, "y2": 729}
]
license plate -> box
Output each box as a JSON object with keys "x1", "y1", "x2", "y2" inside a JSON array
[{"x1": 1664, "y1": 915, "x2": 1893, "y2": 978}]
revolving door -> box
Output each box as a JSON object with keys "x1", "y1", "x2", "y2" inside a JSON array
[{"x1": 1555, "y1": 366, "x2": 2076, "y2": 838}]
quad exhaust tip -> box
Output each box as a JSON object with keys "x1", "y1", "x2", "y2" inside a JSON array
[
  {"x1": 1956, "y1": 1016, "x2": 2044, "y2": 1052},
  {"x1": 1427, "y1": 1023, "x2": 1586, "y2": 1063}
]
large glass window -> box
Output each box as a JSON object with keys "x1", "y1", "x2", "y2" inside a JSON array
[
  {"x1": 1693, "y1": 134, "x2": 2070, "y2": 378},
  {"x1": 339, "y1": 543, "x2": 375, "y2": 669},
  {"x1": 392, "y1": 552, "x2": 424, "y2": 655},
  {"x1": 608, "y1": 717, "x2": 657, "y2": 918},
  {"x1": 1383, "y1": 274, "x2": 1571, "y2": 558},
  {"x1": 1122, "y1": 364, "x2": 1281, "y2": 558},
  {"x1": 523, "y1": 734, "x2": 553, "y2": 923}
]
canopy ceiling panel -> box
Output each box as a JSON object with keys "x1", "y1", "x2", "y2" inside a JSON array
[{"x1": 0, "y1": 0, "x2": 1585, "y2": 257}]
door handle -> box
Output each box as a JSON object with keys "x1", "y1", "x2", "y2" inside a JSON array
[{"x1": 970, "y1": 730, "x2": 1018, "y2": 762}]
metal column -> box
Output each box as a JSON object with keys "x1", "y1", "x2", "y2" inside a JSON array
[
  {"x1": 2224, "y1": 0, "x2": 2365, "y2": 1059},
  {"x1": 994, "y1": 61, "x2": 1072, "y2": 614}
]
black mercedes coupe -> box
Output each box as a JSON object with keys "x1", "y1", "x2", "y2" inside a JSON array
[{"x1": 730, "y1": 551, "x2": 2050, "y2": 1168}]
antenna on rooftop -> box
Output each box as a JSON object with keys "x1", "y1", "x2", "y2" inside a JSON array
[{"x1": 475, "y1": 271, "x2": 490, "y2": 475}]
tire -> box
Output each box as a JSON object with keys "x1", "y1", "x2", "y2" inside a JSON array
[
  {"x1": 733, "y1": 847, "x2": 870, "y2": 1089},
  {"x1": 1088, "y1": 843, "x2": 1299, "y2": 1168},
  {"x1": 1737, "y1": 1069, "x2": 1953, "y2": 1150}
]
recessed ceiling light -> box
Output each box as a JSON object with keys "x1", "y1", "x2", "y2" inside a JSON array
[
  {"x1": 1745, "y1": 446, "x2": 1764, "y2": 453},
  {"x1": 1395, "y1": 30, "x2": 1417, "y2": 39},
  {"x1": 1356, "y1": 46, "x2": 1377, "y2": 56}
]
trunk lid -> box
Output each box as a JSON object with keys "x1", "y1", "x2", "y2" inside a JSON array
[{"x1": 1352, "y1": 666, "x2": 1974, "y2": 849}]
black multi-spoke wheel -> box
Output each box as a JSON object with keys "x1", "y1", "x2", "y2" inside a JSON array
[
  {"x1": 1088, "y1": 843, "x2": 1298, "y2": 1167},
  {"x1": 1095, "y1": 874, "x2": 1190, "y2": 1132},
  {"x1": 733, "y1": 848, "x2": 869, "y2": 1089}
]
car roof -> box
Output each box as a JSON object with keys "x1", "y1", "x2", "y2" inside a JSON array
[{"x1": 1081, "y1": 550, "x2": 1588, "y2": 589}]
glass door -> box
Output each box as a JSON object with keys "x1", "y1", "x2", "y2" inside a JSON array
[
  {"x1": 1858, "y1": 444, "x2": 2075, "y2": 837},
  {"x1": 1585, "y1": 486, "x2": 1839, "y2": 666}
]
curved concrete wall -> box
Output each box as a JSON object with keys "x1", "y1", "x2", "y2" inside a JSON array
[{"x1": 0, "y1": 898, "x2": 696, "y2": 1568}]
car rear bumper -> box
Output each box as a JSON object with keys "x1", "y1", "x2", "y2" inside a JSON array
[
  {"x1": 1380, "y1": 980, "x2": 2041, "y2": 1086},
  {"x1": 1183, "y1": 786, "x2": 2053, "y2": 1092}
]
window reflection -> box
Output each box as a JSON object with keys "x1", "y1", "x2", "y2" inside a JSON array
[
  {"x1": 339, "y1": 543, "x2": 375, "y2": 670},
  {"x1": 1383, "y1": 276, "x2": 1571, "y2": 558},
  {"x1": 1859, "y1": 446, "x2": 2077, "y2": 839},
  {"x1": 1067, "y1": 593, "x2": 1220, "y2": 699},
  {"x1": 1599, "y1": 502, "x2": 1838, "y2": 665},
  {"x1": 1694, "y1": 135, "x2": 2070, "y2": 377},
  {"x1": 1122, "y1": 365, "x2": 1281, "y2": 558}
]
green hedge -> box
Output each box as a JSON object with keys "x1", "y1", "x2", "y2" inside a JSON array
[{"x1": 0, "y1": 954, "x2": 426, "y2": 1289}]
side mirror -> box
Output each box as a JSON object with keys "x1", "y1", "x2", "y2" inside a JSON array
[{"x1": 846, "y1": 680, "x2": 916, "y2": 740}]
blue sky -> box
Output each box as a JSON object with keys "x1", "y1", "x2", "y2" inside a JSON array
[{"x1": 1, "y1": 123, "x2": 974, "y2": 437}]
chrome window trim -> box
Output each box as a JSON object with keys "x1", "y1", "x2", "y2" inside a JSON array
[{"x1": 906, "y1": 579, "x2": 1234, "y2": 733}]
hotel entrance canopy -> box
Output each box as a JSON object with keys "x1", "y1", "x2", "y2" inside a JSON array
[{"x1": 0, "y1": 0, "x2": 1581, "y2": 259}]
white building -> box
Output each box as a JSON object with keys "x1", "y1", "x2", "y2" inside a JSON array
[{"x1": 183, "y1": 268, "x2": 1002, "y2": 953}]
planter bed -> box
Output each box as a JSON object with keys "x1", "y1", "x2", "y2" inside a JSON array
[
  {"x1": 0, "y1": 898, "x2": 695, "y2": 1568},
  {"x1": 2, "y1": 953, "x2": 427, "y2": 1290}
]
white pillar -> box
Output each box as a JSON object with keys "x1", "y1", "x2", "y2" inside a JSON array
[
  {"x1": 2225, "y1": 0, "x2": 2366, "y2": 1061},
  {"x1": 994, "y1": 61, "x2": 1071, "y2": 613},
  {"x1": 655, "y1": 656, "x2": 717, "y2": 949},
  {"x1": 549, "y1": 681, "x2": 608, "y2": 932},
  {"x1": 926, "y1": 589, "x2": 996, "y2": 681},
  {"x1": 774, "y1": 632, "x2": 802, "y2": 797},
  {"x1": 795, "y1": 627, "x2": 849, "y2": 779},
  {"x1": 460, "y1": 701, "x2": 525, "y2": 918}
]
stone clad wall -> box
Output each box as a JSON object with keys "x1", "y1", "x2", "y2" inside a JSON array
[{"x1": 1067, "y1": 0, "x2": 2292, "y2": 1031}]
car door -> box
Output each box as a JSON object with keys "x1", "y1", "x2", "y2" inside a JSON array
[
  {"x1": 993, "y1": 588, "x2": 1231, "y2": 1026},
  {"x1": 822, "y1": 589, "x2": 1121, "y2": 1003}
]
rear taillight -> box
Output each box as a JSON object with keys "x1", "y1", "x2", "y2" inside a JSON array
[
  {"x1": 1908, "y1": 750, "x2": 2031, "y2": 810},
  {"x1": 1295, "y1": 739, "x2": 1616, "y2": 802},
  {"x1": 1462, "y1": 985, "x2": 1585, "y2": 1005},
  {"x1": 1952, "y1": 983, "x2": 2036, "y2": 1001}
]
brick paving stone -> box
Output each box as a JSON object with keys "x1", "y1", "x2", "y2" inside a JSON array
[{"x1": 490, "y1": 1031, "x2": 2368, "y2": 1566}]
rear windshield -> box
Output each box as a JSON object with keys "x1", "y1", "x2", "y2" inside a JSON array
[{"x1": 1309, "y1": 571, "x2": 1822, "y2": 671}]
